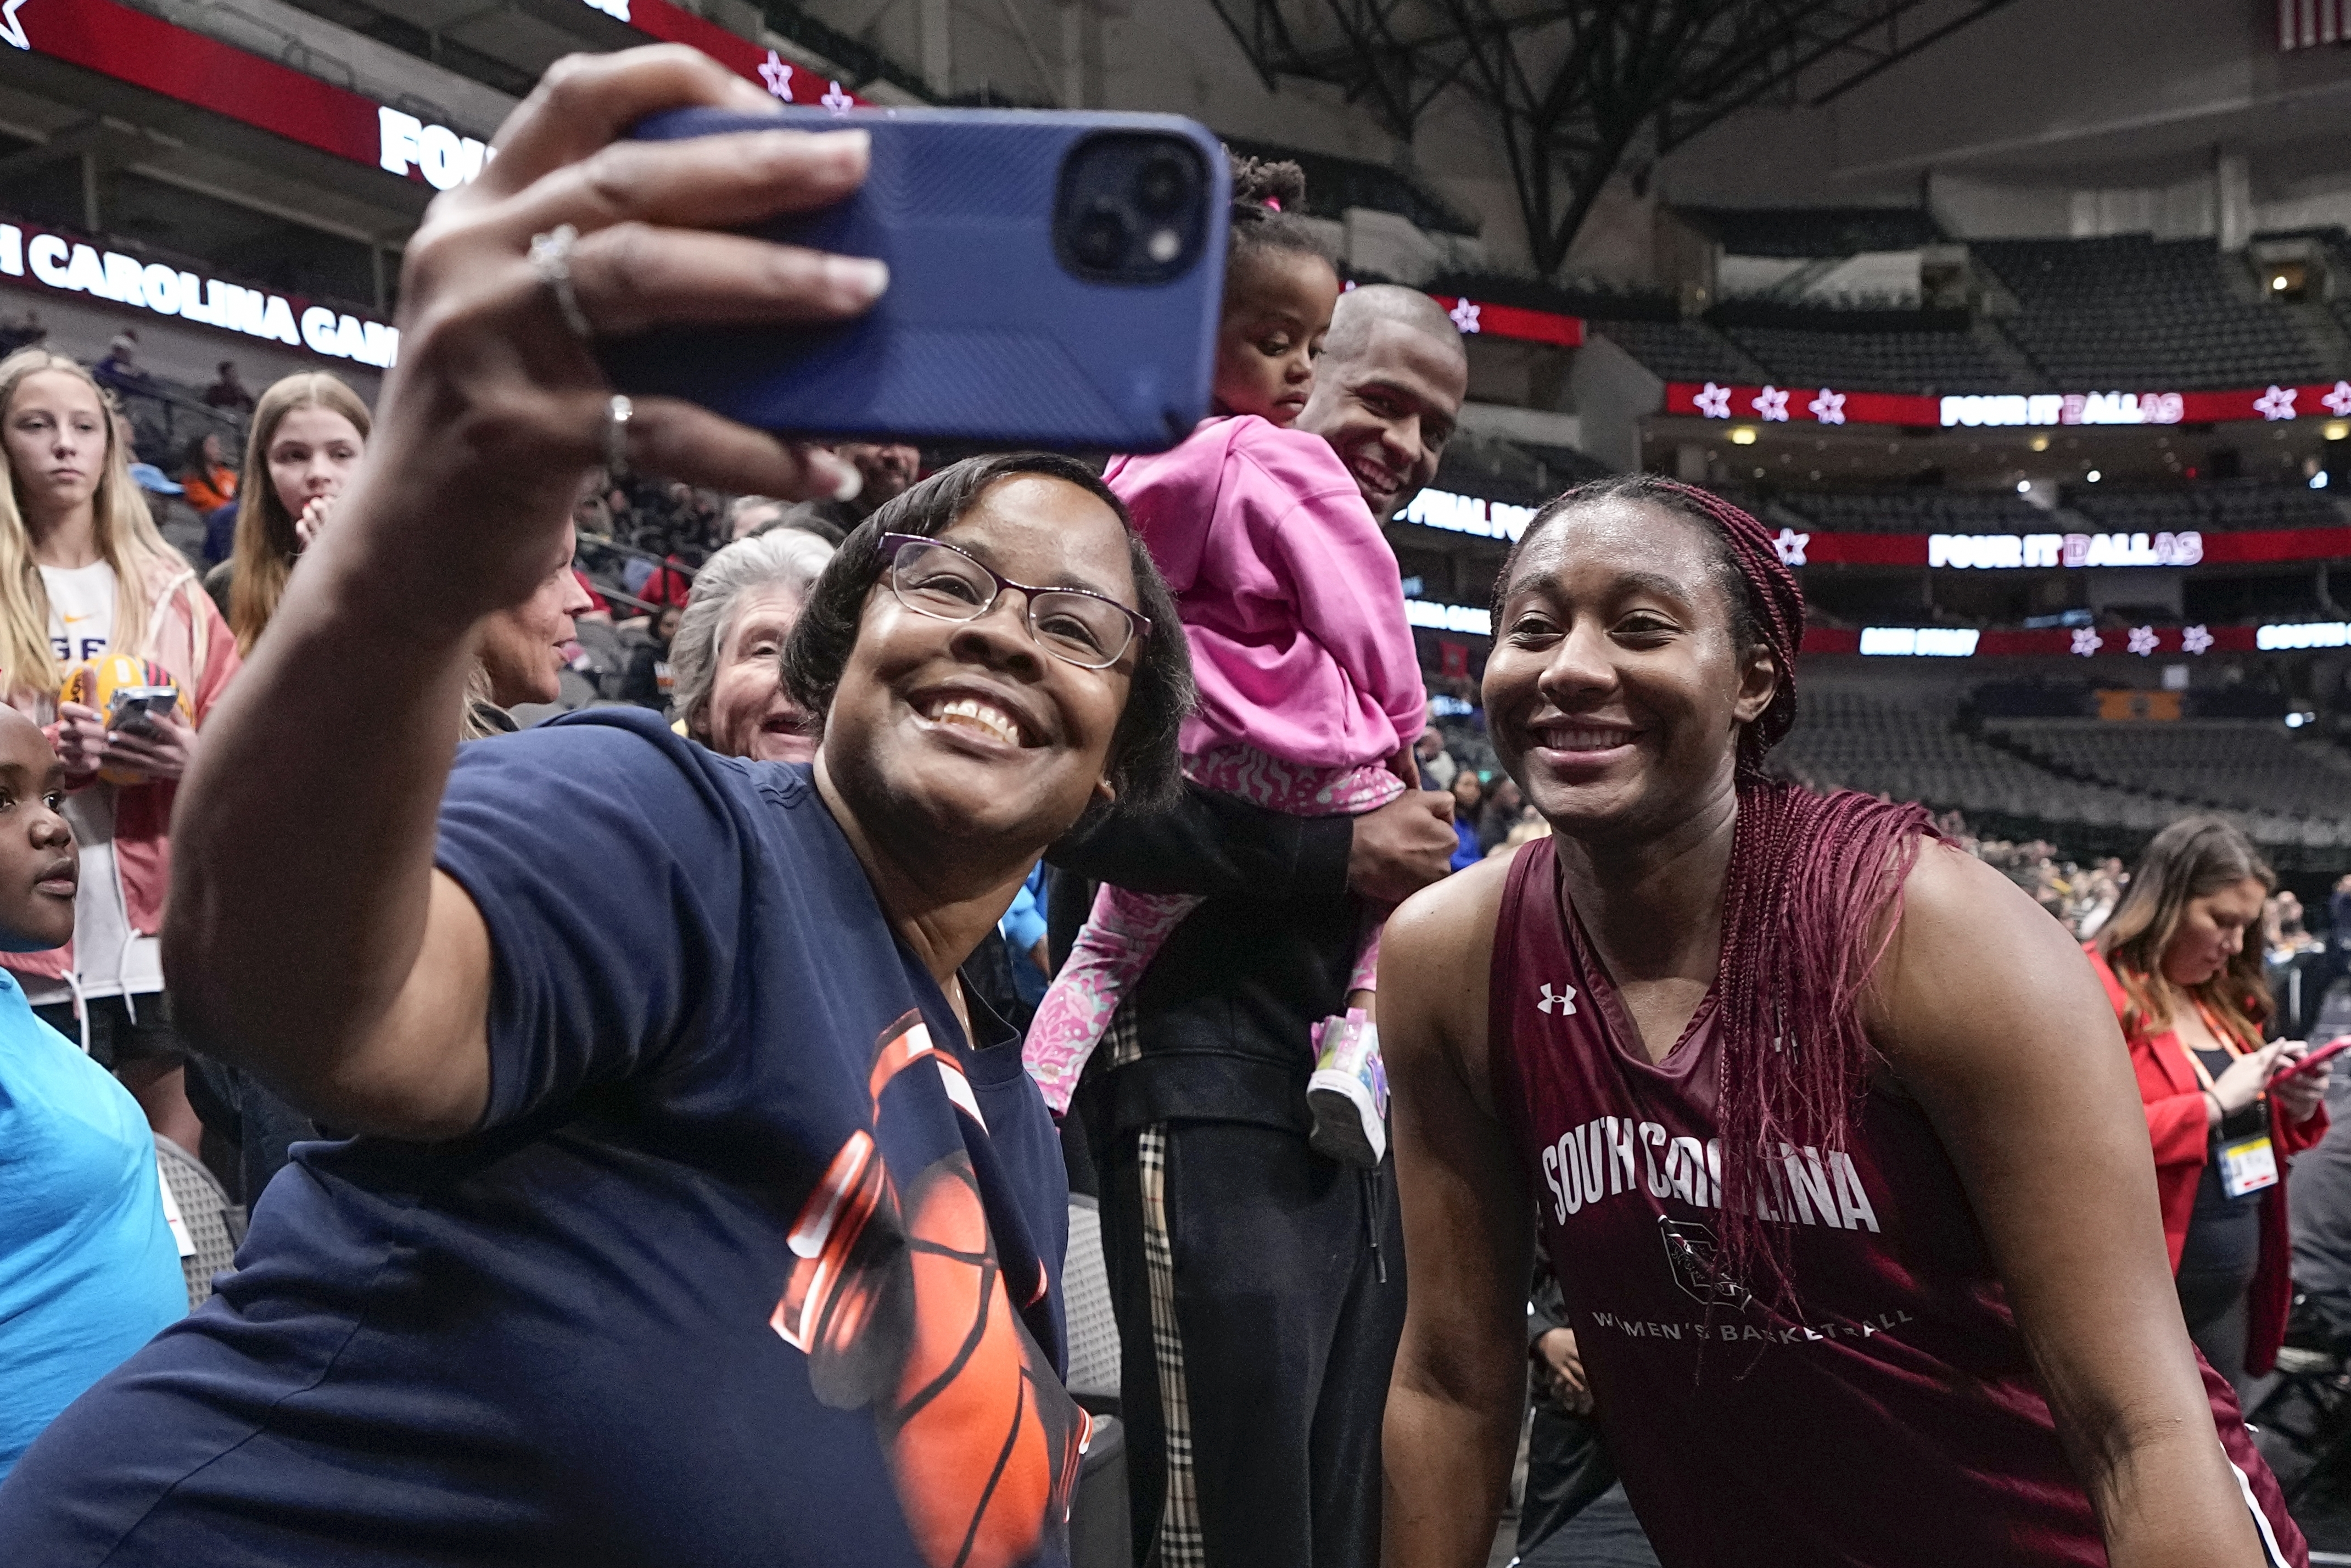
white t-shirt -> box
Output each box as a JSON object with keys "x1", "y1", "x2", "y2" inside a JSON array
[
  {"x1": 24, "y1": 561, "x2": 164, "y2": 1006},
  {"x1": 42, "y1": 559, "x2": 115, "y2": 667}
]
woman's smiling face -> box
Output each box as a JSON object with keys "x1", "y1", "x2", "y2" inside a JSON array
[
  {"x1": 818, "y1": 474, "x2": 1138, "y2": 859},
  {"x1": 704, "y1": 585, "x2": 820, "y2": 764},
  {"x1": 1484, "y1": 498, "x2": 1777, "y2": 843}
]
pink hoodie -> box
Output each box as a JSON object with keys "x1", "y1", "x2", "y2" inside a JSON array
[{"x1": 1105, "y1": 416, "x2": 1425, "y2": 773}]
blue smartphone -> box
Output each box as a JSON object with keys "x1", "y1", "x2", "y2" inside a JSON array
[{"x1": 600, "y1": 106, "x2": 1230, "y2": 453}]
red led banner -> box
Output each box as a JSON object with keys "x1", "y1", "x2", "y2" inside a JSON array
[
  {"x1": 1782, "y1": 527, "x2": 2351, "y2": 569},
  {"x1": 1428, "y1": 294, "x2": 1582, "y2": 348},
  {"x1": 8, "y1": 0, "x2": 865, "y2": 182},
  {"x1": 1803, "y1": 625, "x2": 2266, "y2": 657},
  {"x1": 1667, "y1": 380, "x2": 2351, "y2": 428},
  {"x1": 620, "y1": 0, "x2": 863, "y2": 108},
  {"x1": 12, "y1": 0, "x2": 386, "y2": 170}
]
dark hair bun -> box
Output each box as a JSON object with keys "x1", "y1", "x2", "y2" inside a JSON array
[{"x1": 1228, "y1": 153, "x2": 1307, "y2": 219}]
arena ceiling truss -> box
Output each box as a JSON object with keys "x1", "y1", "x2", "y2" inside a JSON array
[{"x1": 1204, "y1": 0, "x2": 2023, "y2": 276}]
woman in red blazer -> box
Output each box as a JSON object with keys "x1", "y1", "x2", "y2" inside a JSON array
[{"x1": 2090, "y1": 815, "x2": 2330, "y2": 1404}]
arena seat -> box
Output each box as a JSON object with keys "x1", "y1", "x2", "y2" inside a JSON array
[
  {"x1": 2070, "y1": 480, "x2": 2347, "y2": 534},
  {"x1": 1987, "y1": 718, "x2": 2351, "y2": 829},
  {"x1": 1770, "y1": 687, "x2": 2320, "y2": 849},
  {"x1": 1972, "y1": 236, "x2": 2326, "y2": 388},
  {"x1": 1063, "y1": 1195, "x2": 1122, "y2": 1415},
  {"x1": 155, "y1": 1134, "x2": 243, "y2": 1313},
  {"x1": 1590, "y1": 319, "x2": 1759, "y2": 383},
  {"x1": 1775, "y1": 490, "x2": 2051, "y2": 534},
  {"x1": 1679, "y1": 206, "x2": 1947, "y2": 258},
  {"x1": 1722, "y1": 324, "x2": 2014, "y2": 393}
]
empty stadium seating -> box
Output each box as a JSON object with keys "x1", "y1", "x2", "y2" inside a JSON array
[
  {"x1": 2070, "y1": 480, "x2": 2346, "y2": 533},
  {"x1": 1680, "y1": 207, "x2": 1947, "y2": 259},
  {"x1": 1591, "y1": 318, "x2": 1759, "y2": 383},
  {"x1": 1775, "y1": 489, "x2": 2053, "y2": 534},
  {"x1": 1720, "y1": 324, "x2": 2016, "y2": 393},
  {"x1": 1990, "y1": 719, "x2": 2351, "y2": 831},
  {"x1": 1973, "y1": 237, "x2": 2326, "y2": 388},
  {"x1": 1773, "y1": 686, "x2": 2351, "y2": 852}
]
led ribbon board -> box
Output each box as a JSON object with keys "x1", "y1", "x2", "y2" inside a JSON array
[
  {"x1": 1668, "y1": 380, "x2": 2351, "y2": 427},
  {"x1": 1, "y1": 0, "x2": 864, "y2": 187},
  {"x1": 1774, "y1": 527, "x2": 2351, "y2": 569},
  {"x1": 1816, "y1": 624, "x2": 2259, "y2": 657},
  {"x1": 0, "y1": 219, "x2": 398, "y2": 368}
]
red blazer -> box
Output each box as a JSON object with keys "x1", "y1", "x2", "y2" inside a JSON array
[{"x1": 2087, "y1": 946, "x2": 2327, "y2": 1375}]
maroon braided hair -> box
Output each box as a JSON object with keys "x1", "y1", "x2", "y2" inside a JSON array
[{"x1": 1499, "y1": 476, "x2": 1935, "y2": 1302}]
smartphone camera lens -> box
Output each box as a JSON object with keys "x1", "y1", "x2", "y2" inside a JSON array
[
  {"x1": 1072, "y1": 202, "x2": 1129, "y2": 271},
  {"x1": 1135, "y1": 154, "x2": 1191, "y2": 217},
  {"x1": 1058, "y1": 133, "x2": 1203, "y2": 283}
]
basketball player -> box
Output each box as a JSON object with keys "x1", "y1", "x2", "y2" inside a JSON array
[{"x1": 1378, "y1": 475, "x2": 2305, "y2": 1567}]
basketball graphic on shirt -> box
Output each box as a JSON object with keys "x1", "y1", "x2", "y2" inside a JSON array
[
  {"x1": 58, "y1": 656, "x2": 186, "y2": 785},
  {"x1": 772, "y1": 1012, "x2": 1081, "y2": 1568},
  {"x1": 885, "y1": 1158, "x2": 1064, "y2": 1568}
]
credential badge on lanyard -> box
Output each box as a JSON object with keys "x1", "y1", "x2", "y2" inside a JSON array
[
  {"x1": 2219, "y1": 1133, "x2": 2279, "y2": 1200},
  {"x1": 2185, "y1": 1003, "x2": 2279, "y2": 1201}
]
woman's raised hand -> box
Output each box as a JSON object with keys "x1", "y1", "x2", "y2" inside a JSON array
[
  {"x1": 2207, "y1": 1042, "x2": 2286, "y2": 1119},
  {"x1": 293, "y1": 494, "x2": 335, "y2": 553},
  {"x1": 321, "y1": 46, "x2": 885, "y2": 625},
  {"x1": 2269, "y1": 1042, "x2": 2330, "y2": 1124}
]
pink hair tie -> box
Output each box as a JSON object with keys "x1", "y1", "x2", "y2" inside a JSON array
[{"x1": 1263, "y1": 198, "x2": 1281, "y2": 211}]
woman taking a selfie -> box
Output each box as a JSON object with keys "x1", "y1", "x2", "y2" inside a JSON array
[
  {"x1": 0, "y1": 48, "x2": 1192, "y2": 1566},
  {"x1": 0, "y1": 349, "x2": 239, "y2": 1153},
  {"x1": 2091, "y1": 816, "x2": 2328, "y2": 1405}
]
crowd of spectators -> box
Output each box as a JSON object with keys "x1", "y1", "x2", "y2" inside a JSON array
[{"x1": 8, "y1": 61, "x2": 2351, "y2": 1565}]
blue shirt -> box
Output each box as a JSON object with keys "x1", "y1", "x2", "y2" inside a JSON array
[
  {"x1": 1451, "y1": 816, "x2": 1482, "y2": 872},
  {"x1": 0, "y1": 711, "x2": 1078, "y2": 1565},
  {"x1": 0, "y1": 969, "x2": 183, "y2": 1479}
]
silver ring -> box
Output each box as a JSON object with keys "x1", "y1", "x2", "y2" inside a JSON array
[
  {"x1": 528, "y1": 223, "x2": 594, "y2": 341},
  {"x1": 603, "y1": 395, "x2": 633, "y2": 480}
]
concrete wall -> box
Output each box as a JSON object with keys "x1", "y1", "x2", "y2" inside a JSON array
[{"x1": 1564, "y1": 332, "x2": 1660, "y2": 475}]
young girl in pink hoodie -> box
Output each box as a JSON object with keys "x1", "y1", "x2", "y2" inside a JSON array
[{"x1": 1023, "y1": 158, "x2": 1425, "y2": 1165}]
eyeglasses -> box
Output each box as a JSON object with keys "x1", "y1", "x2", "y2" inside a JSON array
[{"x1": 877, "y1": 533, "x2": 1150, "y2": 670}]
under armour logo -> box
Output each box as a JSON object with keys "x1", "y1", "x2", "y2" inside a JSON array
[{"x1": 1537, "y1": 983, "x2": 1577, "y2": 1016}]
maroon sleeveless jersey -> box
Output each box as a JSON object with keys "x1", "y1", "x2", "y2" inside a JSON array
[{"x1": 1488, "y1": 839, "x2": 2302, "y2": 1567}]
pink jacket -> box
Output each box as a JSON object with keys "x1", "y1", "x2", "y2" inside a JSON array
[
  {"x1": 1106, "y1": 416, "x2": 1425, "y2": 771},
  {"x1": 4, "y1": 556, "x2": 242, "y2": 982}
]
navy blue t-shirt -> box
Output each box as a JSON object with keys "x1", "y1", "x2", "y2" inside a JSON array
[{"x1": 0, "y1": 710, "x2": 1078, "y2": 1566}]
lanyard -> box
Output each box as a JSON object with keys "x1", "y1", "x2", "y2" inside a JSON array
[{"x1": 2176, "y1": 996, "x2": 2257, "y2": 1099}]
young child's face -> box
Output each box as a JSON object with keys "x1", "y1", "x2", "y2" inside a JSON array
[
  {"x1": 1211, "y1": 250, "x2": 1341, "y2": 427},
  {"x1": 0, "y1": 713, "x2": 74, "y2": 954}
]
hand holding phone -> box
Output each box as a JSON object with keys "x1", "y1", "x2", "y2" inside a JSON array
[
  {"x1": 604, "y1": 106, "x2": 1230, "y2": 451},
  {"x1": 2273, "y1": 1036, "x2": 2351, "y2": 1082},
  {"x1": 107, "y1": 686, "x2": 178, "y2": 740}
]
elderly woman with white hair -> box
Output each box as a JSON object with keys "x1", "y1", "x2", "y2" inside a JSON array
[{"x1": 669, "y1": 524, "x2": 834, "y2": 762}]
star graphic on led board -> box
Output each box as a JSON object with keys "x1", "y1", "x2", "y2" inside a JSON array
[
  {"x1": 2255, "y1": 384, "x2": 2298, "y2": 421},
  {"x1": 1771, "y1": 528, "x2": 1810, "y2": 567},
  {"x1": 758, "y1": 50, "x2": 793, "y2": 99},
  {"x1": 1753, "y1": 385, "x2": 1790, "y2": 421},
  {"x1": 2327, "y1": 382, "x2": 2351, "y2": 418},
  {"x1": 1808, "y1": 388, "x2": 1846, "y2": 425},
  {"x1": 2070, "y1": 627, "x2": 2103, "y2": 657},
  {"x1": 2181, "y1": 624, "x2": 2214, "y2": 655},
  {"x1": 821, "y1": 80, "x2": 854, "y2": 111},
  {"x1": 1448, "y1": 298, "x2": 1482, "y2": 333},
  {"x1": 1, "y1": 0, "x2": 31, "y2": 51},
  {"x1": 2126, "y1": 626, "x2": 2159, "y2": 657},
  {"x1": 1694, "y1": 382, "x2": 1732, "y2": 419}
]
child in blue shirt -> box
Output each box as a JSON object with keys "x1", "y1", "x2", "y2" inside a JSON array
[{"x1": 0, "y1": 704, "x2": 183, "y2": 1477}]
